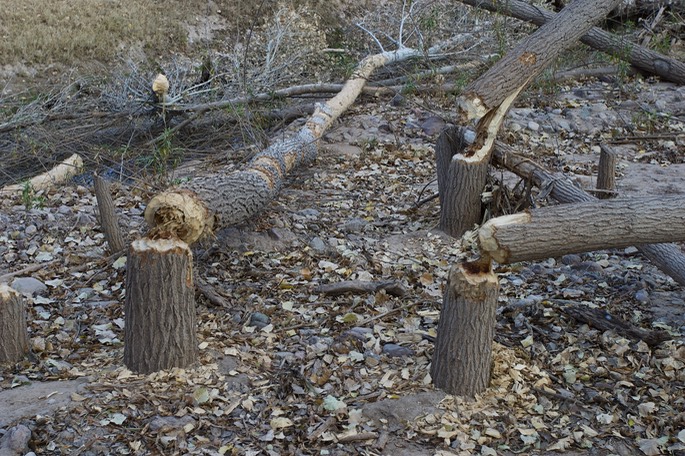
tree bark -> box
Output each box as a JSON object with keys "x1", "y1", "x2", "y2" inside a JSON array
[
  {"x1": 491, "y1": 142, "x2": 685, "y2": 286},
  {"x1": 431, "y1": 260, "x2": 499, "y2": 397},
  {"x1": 479, "y1": 195, "x2": 685, "y2": 264},
  {"x1": 436, "y1": 127, "x2": 487, "y2": 237},
  {"x1": 438, "y1": 0, "x2": 619, "y2": 239},
  {"x1": 597, "y1": 144, "x2": 618, "y2": 198},
  {"x1": 94, "y1": 172, "x2": 126, "y2": 253},
  {"x1": 124, "y1": 238, "x2": 198, "y2": 374},
  {"x1": 0, "y1": 285, "x2": 29, "y2": 365},
  {"x1": 460, "y1": 0, "x2": 685, "y2": 84},
  {"x1": 143, "y1": 37, "x2": 473, "y2": 243}
]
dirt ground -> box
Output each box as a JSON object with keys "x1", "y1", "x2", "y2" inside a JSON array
[{"x1": 1, "y1": 1, "x2": 684, "y2": 455}]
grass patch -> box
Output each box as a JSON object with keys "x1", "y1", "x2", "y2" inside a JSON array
[{"x1": 0, "y1": 0, "x2": 192, "y2": 65}]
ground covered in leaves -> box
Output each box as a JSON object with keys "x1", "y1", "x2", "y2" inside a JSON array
[
  {"x1": 2, "y1": 1, "x2": 685, "y2": 455},
  {"x1": 1, "y1": 73, "x2": 685, "y2": 456}
]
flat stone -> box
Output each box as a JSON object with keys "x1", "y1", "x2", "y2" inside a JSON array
[{"x1": 10, "y1": 277, "x2": 47, "y2": 297}]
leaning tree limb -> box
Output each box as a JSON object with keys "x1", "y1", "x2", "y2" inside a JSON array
[
  {"x1": 492, "y1": 142, "x2": 685, "y2": 286},
  {"x1": 460, "y1": 0, "x2": 685, "y2": 84},
  {"x1": 437, "y1": 0, "x2": 622, "y2": 238},
  {"x1": 144, "y1": 35, "x2": 473, "y2": 243},
  {"x1": 478, "y1": 195, "x2": 685, "y2": 264}
]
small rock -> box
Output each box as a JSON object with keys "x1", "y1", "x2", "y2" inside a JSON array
[
  {"x1": 509, "y1": 123, "x2": 523, "y2": 133},
  {"x1": 527, "y1": 121, "x2": 540, "y2": 132},
  {"x1": 339, "y1": 218, "x2": 367, "y2": 233},
  {"x1": 561, "y1": 254, "x2": 582, "y2": 266},
  {"x1": 624, "y1": 246, "x2": 639, "y2": 254},
  {"x1": 635, "y1": 289, "x2": 649, "y2": 303},
  {"x1": 309, "y1": 236, "x2": 327, "y2": 253},
  {"x1": 148, "y1": 415, "x2": 196, "y2": 433},
  {"x1": 249, "y1": 312, "x2": 270, "y2": 329},
  {"x1": 10, "y1": 277, "x2": 47, "y2": 296},
  {"x1": 390, "y1": 94, "x2": 405, "y2": 107},
  {"x1": 24, "y1": 225, "x2": 37, "y2": 236},
  {"x1": 0, "y1": 424, "x2": 31, "y2": 455},
  {"x1": 296, "y1": 208, "x2": 320, "y2": 218},
  {"x1": 382, "y1": 344, "x2": 414, "y2": 358},
  {"x1": 420, "y1": 116, "x2": 446, "y2": 136}
]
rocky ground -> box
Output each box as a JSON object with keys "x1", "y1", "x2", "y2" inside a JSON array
[
  {"x1": 0, "y1": 68, "x2": 684, "y2": 456},
  {"x1": 0, "y1": 1, "x2": 685, "y2": 456}
]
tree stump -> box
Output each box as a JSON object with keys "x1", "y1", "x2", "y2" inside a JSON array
[
  {"x1": 596, "y1": 144, "x2": 617, "y2": 199},
  {"x1": 124, "y1": 238, "x2": 198, "y2": 374},
  {"x1": 436, "y1": 126, "x2": 487, "y2": 238},
  {"x1": 431, "y1": 260, "x2": 499, "y2": 397},
  {"x1": 0, "y1": 285, "x2": 29, "y2": 364}
]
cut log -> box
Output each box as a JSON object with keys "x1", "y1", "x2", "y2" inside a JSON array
[
  {"x1": 144, "y1": 37, "x2": 473, "y2": 243},
  {"x1": 479, "y1": 195, "x2": 685, "y2": 264},
  {"x1": 0, "y1": 285, "x2": 29, "y2": 365},
  {"x1": 0, "y1": 154, "x2": 83, "y2": 197},
  {"x1": 124, "y1": 238, "x2": 198, "y2": 374},
  {"x1": 431, "y1": 260, "x2": 499, "y2": 397},
  {"x1": 315, "y1": 280, "x2": 406, "y2": 297},
  {"x1": 596, "y1": 144, "x2": 618, "y2": 198},
  {"x1": 460, "y1": 0, "x2": 685, "y2": 84},
  {"x1": 492, "y1": 142, "x2": 685, "y2": 286},
  {"x1": 439, "y1": 0, "x2": 620, "y2": 238},
  {"x1": 94, "y1": 173, "x2": 126, "y2": 253}
]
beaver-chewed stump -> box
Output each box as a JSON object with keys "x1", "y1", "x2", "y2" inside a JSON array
[
  {"x1": 124, "y1": 238, "x2": 198, "y2": 374},
  {"x1": 0, "y1": 284, "x2": 29, "y2": 365}
]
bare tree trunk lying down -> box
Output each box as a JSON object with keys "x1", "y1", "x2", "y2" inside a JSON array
[
  {"x1": 438, "y1": 0, "x2": 621, "y2": 239},
  {"x1": 144, "y1": 37, "x2": 471, "y2": 244},
  {"x1": 0, "y1": 154, "x2": 83, "y2": 197},
  {"x1": 460, "y1": 0, "x2": 685, "y2": 84},
  {"x1": 478, "y1": 195, "x2": 685, "y2": 264},
  {"x1": 492, "y1": 143, "x2": 685, "y2": 286}
]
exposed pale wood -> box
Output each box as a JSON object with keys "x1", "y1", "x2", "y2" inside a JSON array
[
  {"x1": 431, "y1": 260, "x2": 499, "y2": 397},
  {"x1": 315, "y1": 280, "x2": 406, "y2": 297},
  {"x1": 491, "y1": 142, "x2": 685, "y2": 286},
  {"x1": 597, "y1": 144, "x2": 618, "y2": 198},
  {"x1": 145, "y1": 38, "x2": 471, "y2": 242},
  {"x1": 0, "y1": 154, "x2": 83, "y2": 196},
  {"x1": 0, "y1": 285, "x2": 29, "y2": 365},
  {"x1": 94, "y1": 173, "x2": 126, "y2": 253},
  {"x1": 124, "y1": 238, "x2": 198, "y2": 374},
  {"x1": 460, "y1": 0, "x2": 685, "y2": 84}
]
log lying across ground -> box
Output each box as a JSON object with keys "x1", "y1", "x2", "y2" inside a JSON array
[
  {"x1": 492, "y1": 143, "x2": 685, "y2": 286},
  {"x1": 460, "y1": 0, "x2": 685, "y2": 84},
  {"x1": 478, "y1": 195, "x2": 685, "y2": 264},
  {"x1": 437, "y1": 0, "x2": 622, "y2": 238},
  {"x1": 0, "y1": 153, "x2": 83, "y2": 197},
  {"x1": 144, "y1": 37, "x2": 472, "y2": 243}
]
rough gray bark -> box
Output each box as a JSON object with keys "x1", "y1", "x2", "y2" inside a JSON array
[
  {"x1": 124, "y1": 238, "x2": 198, "y2": 374},
  {"x1": 144, "y1": 39, "x2": 473, "y2": 243},
  {"x1": 597, "y1": 144, "x2": 618, "y2": 198},
  {"x1": 492, "y1": 142, "x2": 685, "y2": 286},
  {"x1": 431, "y1": 261, "x2": 499, "y2": 397},
  {"x1": 94, "y1": 172, "x2": 126, "y2": 253},
  {"x1": 460, "y1": 0, "x2": 685, "y2": 84},
  {"x1": 436, "y1": 127, "x2": 487, "y2": 237},
  {"x1": 479, "y1": 195, "x2": 685, "y2": 263},
  {"x1": 0, "y1": 285, "x2": 29, "y2": 365}
]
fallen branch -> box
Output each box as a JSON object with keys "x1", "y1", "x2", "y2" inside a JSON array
[
  {"x1": 315, "y1": 280, "x2": 406, "y2": 297},
  {"x1": 492, "y1": 142, "x2": 685, "y2": 286},
  {"x1": 478, "y1": 195, "x2": 685, "y2": 264},
  {"x1": 144, "y1": 36, "x2": 473, "y2": 243},
  {"x1": 0, "y1": 154, "x2": 83, "y2": 197},
  {"x1": 553, "y1": 299, "x2": 671, "y2": 346},
  {"x1": 460, "y1": 0, "x2": 685, "y2": 84}
]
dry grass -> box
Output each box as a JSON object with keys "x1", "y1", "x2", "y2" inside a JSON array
[{"x1": 0, "y1": 0, "x2": 208, "y2": 65}]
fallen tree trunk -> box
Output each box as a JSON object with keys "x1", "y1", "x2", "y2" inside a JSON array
[
  {"x1": 438, "y1": 0, "x2": 621, "y2": 238},
  {"x1": 144, "y1": 37, "x2": 472, "y2": 243},
  {"x1": 0, "y1": 154, "x2": 83, "y2": 197},
  {"x1": 492, "y1": 142, "x2": 685, "y2": 286},
  {"x1": 478, "y1": 195, "x2": 685, "y2": 263},
  {"x1": 460, "y1": 0, "x2": 685, "y2": 84}
]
